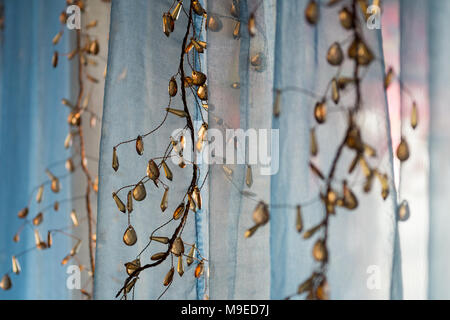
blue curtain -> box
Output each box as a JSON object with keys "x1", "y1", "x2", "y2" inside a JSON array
[
  {"x1": 95, "y1": 0, "x2": 402, "y2": 300},
  {"x1": 0, "y1": 0, "x2": 74, "y2": 299}
]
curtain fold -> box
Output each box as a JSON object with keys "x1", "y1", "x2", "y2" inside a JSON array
[
  {"x1": 94, "y1": 0, "x2": 403, "y2": 300},
  {"x1": 0, "y1": 0, "x2": 74, "y2": 299},
  {"x1": 427, "y1": 0, "x2": 450, "y2": 300}
]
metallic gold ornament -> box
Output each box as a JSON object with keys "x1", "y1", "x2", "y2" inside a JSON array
[
  {"x1": 127, "y1": 190, "x2": 133, "y2": 213},
  {"x1": 173, "y1": 203, "x2": 185, "y2": 220},
  {"x1": 113, "y1": 192, "x2": 126, "y2": 213},
  {"x1": 343, "y1": 180, "x2": 358, "y2": 210},
  {"x1": 384, "y1": 67, "x2": 394, "y2": 89},
  {"x1": 0, "y1": 274, "x2": 12, "y2": 291},
  {"x1": 197, "y1": 84, "x2": 208, "y2": 100},
  {"x1": 310, "y1": 128, "x2": 318, "y2": 156},
  {"x1": 133, "y1": 182, "x2": 147, "y2": 201},
  {"x1": 192, "y1": 186, "x2": 202, "y2": 210},
  {"x1": 33, "y1": 212, "x2": 43, "y2": 226},
  {"x1": 18, "y1": 207, "x2": 28, "y2": 219},
  {"x1": 65, "y1": 158, "x2": 75, "y2": 172},
  {"x1": 125, "y1": 278, "x2": 137, "y2": 294},
  {"x1": 233, "y1": 21, "x2": 241, "y2": 39},
  {"x1": 244, "y1": 225, "x2": 259, "y2": 238},
  {"x1": 147, "y1": 159, "x2": 160, "y2": 182},
  {"x1": 187, "y1": 244, "x2": 195, "y2": 266},
  {"x1": 398, "y1": 200, "x2": 410, "y2": 222},
  {"x1": 331, "y1": 78, "x2": 340, "y2": 104},
  {"x1": 163, "y1": 267, "x2": 175, "y2": 286},
  {"x1": 252, "y1": 201, "x2": 269, "y2": 226},
  {"x1": 411, "y1": 102, "x2": 418, "y2": 129},
  {"x1": 207, "y1": 14, "x2": 222, "y2": 32},
  {"x1": 52, "y1": 51, "x2": 58, "y2": 68},
  {"x1": 125, "y1": 259, "x2": 141, "y2": 276},
  {"x1": 316, "y1": 279, "x2": 329, "y2": 300},
  {"x1": 314, "y1": 102, "x2": 327, "y2": 124},
  {"x1": 166, "y1": 108, "x2": 187, "y2": 118},
  {"x1": 151, "y1": 252, "x2": 166, "y2": 261},
  {"x1": 162, "y1": 12, "x2": 174, "y2": 37},
  {"x1": 151, "y1": 236, "x2": 169, "y2": 244},
  {"x1": 246, "y1": 165, "x2": 253, "y2": 188},
  {"x1": 160, "y1": 187, "x2": 169, "y2": 212},
  {"x1": 161, "y1": 160, "x2": 173, "y2": 181},
  {"x1": 71, "y1": 210, "x2": 79, "y2": 227},
  {"x1": 12, "y1": 256, "x2": 20, "y2": 275},
  {"x1": 112, "y1": 147, "x2": 119, "y2": 171},
  {"x1": 169, "y1": 77, "x2": 178, "y2": 97},
  {"x1": 305, "y1": 0, "x2": 319, "y2": 25},
  {"x1": 123, "y1": 225, "x2": 137, "y2": 246},
  {"x1": 195, "y1": 262, "x2": 204, "y2": 278},
  {"x1": 313, "y1": 239, "x2": 327, "y2": 261},
  {"x1": 136, "y1": 135, "x2": 144, "y2": 155},
  {"x1": 396, "y1": 137, "x2": 410, "y2": 162},
  {"x1": 327, "y1": 42, "x2": 343, "y2": 66},
  {"x1": 36, "y1": 185, "x2": 44, "y2": 203},
  {"x1": 339, "y1": 7, "x2": 352, "y2": 29},
  {"x1": 192, "y1": 1, "x2": 205, "y2": 16},
  {"x1": 296, "y1": 205, "x2": 303, "y2": 233},
  {"x1": 171, "y1": 1, "x2": 183, "y2": 20},
  {"x1": 177, "y1": 255, "x2": 184, "y2": 276},
  {"x1": 248, "y1": 13, "x2": 256, "y2": 37},
  {"x1": 89, "y1": 40, "x2": 100, "y2": 55},
  {"x1": 192, "y1": 70, "x2": 207, "y2": 86}
]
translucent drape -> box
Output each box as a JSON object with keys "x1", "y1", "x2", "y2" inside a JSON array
[
  {"x1": 0, "y1": 0, "x2": 74, "y2": 299},
  {"x1": 96, "y1": 0, "x2": 402, "y2": 299},
  {"x1": 427, "y1": 0, "x2": 450, "y2": 300}
]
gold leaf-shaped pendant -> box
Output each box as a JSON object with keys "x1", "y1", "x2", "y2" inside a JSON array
[
  {"x1": 163, "y1": 267, "x2": 175, "y2": 286},
  {"x1": 125, "y1": 278, "x2": 137, "y2": 294},
  {"x1": 112, "y1": 147, "x2": 119, "y2": 171},
  {"x1": 192, "y1": 1, "x2": 205, "y2": 15},
  {"x1": 310, "y1": 128, "x2": 318, "y2": 156},
  {"x1": 123, "y1": 226, "x2": 137, "y2": 246},
  {"x1": 314, "y1": 102, "x2": 327, "y2": 124},
  {"x1": 159, "y1": 188, "x2": 168, "y2": 212},
  {"x1": 89, "y1": 40, "x2": 99, "y2": 55},
  {"x1": 151, "y1": 252, "x2": 166, "y2": 261},
  {"x1": 411, "y1": 102, "x2": 418, "y2": 129},
  {"x1": 177, "y1": 255, "x2": 184, "y2": 277},
  {"x1": 244, "y1": 225, "x2": 259, "y2": 238},
  {"x1": 70, "y1": 241, "x2": 82, "y2": 256},
  {"x1": 195, "y1": 262, "x2": 204, "y2": 278},
  {"x1": 343, "y1": 180, "x2": 358, "y2": 210},
  {"x1": 71, "y1": 210, "x2": 79, "y2": 227},
  {"x1": 33, "y1": 212, "x2": 43, "y2": 226},
  {"x1": 207, "y1": 14, "x2": 222, "y2": 32},
  {"x1": 331, "y1": 78, "x2": 340, "y2": 104},
  {"x1": 151, "y1": 236, "x2": 169, "y2": 244},
  {"x1": 396, "y1": 137, "x2": 410, "y2": 162},
  {"x1": 246, "y1": 165, "x2": 253, "y2": 188},
  {"x1": 398, "y1": 200, "x2": 410, "y2": 222},
  {"x1": 12, "y1": 256, "x2": 21, "y2": 275},
  {"x1": 296, "y1": 205, "x2": 303, "y2": 232},
  {"x1": 192, "y1": 71, "x2": 207, "y2": 86},
  {"x1": 233, "y1": 21, "x2": 241, "y2": 39},
  {"x1": 171, "y1": 1, "x2": 182, "y2": 20},
  {"x1": 168, "y1": 77, "x2": 178, "y2": 97},
  {"x1": 192, "y1": 186, "x2": 202, "y2": 210},
  {"x1": 113, "y1": 192, "x2": 126, "y2": 213},
  {"x1": 47, "y1": 231, "x2": 53, "y2": 248},
  {"x1": 171, "y1": 237, "x2": 185, "y2": 256},
  {"x1": 136, "y1": 135, "x2": 144, "y2": 155},
  {"x1": 147, "y1": 159, "x2": 160, "y2": 181},
  {"x1": 127, "y1": 190, "x2": 133, "y2": 213},
  {"x1": 187, "y1": 244, "x2": 195, "y2": 266},
  {"x1": 125, "y1": 259, "x2": 141, "y2": 276},
  {"x1": 65, "y1": 158, "x2": 75, "y2": 172},
  {"x1": 327, "y1": 42, "x2": 343, "y2": 66},
  {"x1": 313, "y1": 239, "x2": 327, "y2": 261},
  {"x1": 162, "y1": 13, "x2": 174, "y2": 37},
  {"x1": 173, "y1": 203, "x2": 185, "y2": 220},
  {"x1": 133, "y1": 182, "x2": 147, "y2": 201},
  {"x1": 0, "y1": 274, "x2": 12, "y2": 291},
  {"x1": 166, "y1": 108, "x2": 187, "y2": 118},
  {"x1": 18, "y1": 207, "x2": 28, "y2": 219},
  {"x1": 161, "y1": 160, "x2": 173, "y2": 181},
  {"x1": 339, "y1": 7, "x2": 352, "y2": 29},
  {"x1": 252, "y1": 201, "x2": 269, "y2": 226},
  {"x1": 36, "y1": 185, "x2": 44, "y2": 203},
  {"x1": 384, "y1": 67, "x2": 394, "y2": 89},
  {"x1": 197, "y1": 84, "x2": 208, "y2": 101},
  {"x1": 248, "y1": 13, "x2": 256, "y2": 37},
  {"x1": 52, "y1": 51, "x2": 58, "y2": 68},
  {"x1": 305, "y1": 0, "x2": 319, "y2": 25}
]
